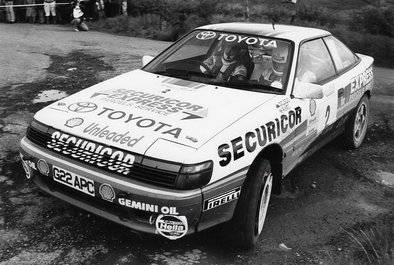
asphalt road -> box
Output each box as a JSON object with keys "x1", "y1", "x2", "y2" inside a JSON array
[{"x1": 0, "y1": 23, "x2": 394, "y2": 265}]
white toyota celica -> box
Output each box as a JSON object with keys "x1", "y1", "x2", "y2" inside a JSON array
[{"x1": 20, "y1": 23, "x2": 373, "y2": 248}]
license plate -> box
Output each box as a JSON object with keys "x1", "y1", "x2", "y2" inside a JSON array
[{"x1": 53, "y1": 166, "x2": 95, "y2": 197}]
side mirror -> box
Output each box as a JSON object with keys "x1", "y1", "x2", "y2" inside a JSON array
[
  {"x1": 293, "y1": 81, "x2": 324, "y2": 99},
  {"x1": 141, "y1": 55, "x2": 154, "y2": 67}
]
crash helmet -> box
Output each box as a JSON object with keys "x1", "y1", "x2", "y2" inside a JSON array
[
  {"x1": 222, "y1": 41, "x2": 246, "y2": 62},
  {"x1": 248, "y1": 43, "x2": 272, "y2": 64},
  {"x1": 272, "y1": 42, "x2": 289, "y2": 76}
]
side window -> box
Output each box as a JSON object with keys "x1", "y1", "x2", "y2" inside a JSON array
[
  {"x1": 296, "y1": 38, "x2": 336, "y2": 84},
  {"x1": 324, "y1": 36, "x2": 358, "y2": 72}
]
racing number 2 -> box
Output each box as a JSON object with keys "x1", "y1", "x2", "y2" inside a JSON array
[{"x1": 325, "y1": 105, "x2": 330, "y2": 127}]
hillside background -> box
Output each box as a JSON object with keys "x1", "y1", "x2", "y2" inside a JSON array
[{"x1": 93, "y1": 0, "x2": 394, "y2": 66}]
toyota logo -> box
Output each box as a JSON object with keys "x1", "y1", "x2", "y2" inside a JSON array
[
  {"x1": 196, "y1": 31, "x2": 216, "y2": 40},
  {"x1": 68, "y1": 102, "x2": 98, "y2": 113}
]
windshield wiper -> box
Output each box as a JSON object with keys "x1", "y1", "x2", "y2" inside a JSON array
[
  {"x1": 207, "y1": 79, "x2": 279, "y2": 92},
  {"x1": 153, "y1": 68, "x2": 213, "y2": 80}
]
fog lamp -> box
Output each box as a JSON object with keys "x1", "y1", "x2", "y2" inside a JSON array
[{"x1": 37, "y1": 159, "x2": 49, "y2": 176}]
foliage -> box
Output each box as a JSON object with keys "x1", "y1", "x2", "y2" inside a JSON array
[
  {"x1": 349, "y1": 6, "x2": 394, "y2": 37},
  {"x1": 331, "y1": 28, "x2": 394, "y2": 68},
  {"x1": 344, "y1": 225, "x2": 394, "y2": 265},
  {"x1": 91, "y1": 0, "x2": 394, "y2": 67},
  {"x1": 126, "y1": 0, "x2": 218, "y2": 40},
  {"x1": 295, "y1": 5, "x2": 337, "y2": 27},
  {"x1": 216, "y1": 2, "x2": 246, "y2": 18}
]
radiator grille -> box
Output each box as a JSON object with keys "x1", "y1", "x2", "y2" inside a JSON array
[{"x1": 26, "y1": 125, "x2": 179, "y2": 188}]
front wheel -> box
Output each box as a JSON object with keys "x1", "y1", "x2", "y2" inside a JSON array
[
  {"x1": 344, "y1": 95, "x2": 370, "y2": 148},
  {"x1": 232, "y1": 159, "x2": 273, "y2": 249}
]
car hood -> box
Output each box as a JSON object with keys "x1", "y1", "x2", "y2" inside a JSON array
[{"x1": 34, "y1": 70, "x2": 276, "y2": 155}]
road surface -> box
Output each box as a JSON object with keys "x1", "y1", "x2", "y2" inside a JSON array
[{"x1": 0, "y1": 23, "x2": 393, "y2": 265}]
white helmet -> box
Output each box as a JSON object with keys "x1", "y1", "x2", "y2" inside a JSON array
[{"x1": 272, "y1": 42, "x2": 289, "y2": 76}]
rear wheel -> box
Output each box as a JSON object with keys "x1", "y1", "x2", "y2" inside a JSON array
[
  {"x1": 232, "y1": 159, "x2": 273, "y2": 249},
  {"x1": 345, "y1": 95, "x2": 370, "y2": 148}
]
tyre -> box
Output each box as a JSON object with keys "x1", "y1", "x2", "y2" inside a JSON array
[
  {"x1": 344, "y1": 95, "x2": 370, "y2": 148},
  {"x1": 232, "y1": 159, "x2": 273, "y2": 249}
]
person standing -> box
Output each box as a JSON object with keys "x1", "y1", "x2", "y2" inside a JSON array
[
  {"x1": 35, "y1": 0, "x2": 45, "y2": 23},
  {"x1": 44, "y1": 0, "x2": 56, "y2": 23},
  {"x1": 25, "y1": 0, "x2": 36, "y2": 23},
  {"x1": 5, "y1": 0, "x2": 15, "y2": 23},
  {"x1": 121, "y1": 0, "x2": 126, "y2": 16}
]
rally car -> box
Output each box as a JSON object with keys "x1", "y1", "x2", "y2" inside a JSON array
[{"x1": 19, "y1": 23, "x2": 373, "y2": 248}]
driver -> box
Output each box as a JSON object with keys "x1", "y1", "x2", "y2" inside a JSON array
[{"x1": 201, "y1": 41, "x2": 248, "y2": 82}]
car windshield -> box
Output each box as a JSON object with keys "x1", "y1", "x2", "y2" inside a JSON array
[{"x1": 143, "y1": 30, "x2": 293, "y2": 93}]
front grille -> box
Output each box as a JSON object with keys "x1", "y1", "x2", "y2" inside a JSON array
[{"x1": 26, "y1": 125, "x2": 179, "y2": 188}]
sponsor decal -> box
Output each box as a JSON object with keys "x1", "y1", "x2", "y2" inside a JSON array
[
  {"x1": 156, "y1": 215, "x2": 188, "y2": 240},
  {"x1": 196, "y1": 31, "x2": 216, "y2": 40},
  {"x1": 90, "y1": 89, "x2": 207, "y2": 119},
  {"x1": 99, "y1": 183, "x2": 115, "y2": 202},
  {"x1": 338, "y1": 84, "x2": 349, "y2": 109},
  {"x1": 217, "y1": 33, "x2": 277, "y2": 48},
  {"x1": 47, "y1": 131, "x2": 135, "y2": 175},
  {"x1": 309, "y1": 99, "x2": 316, "y2": 116},
  {"x1": 68, "y1": 102, "x2": 98, "y2": 113},
  {"x1": 218, "y1": 107, "x2": 302, "y2": 167},
  {"x1": 203, "y1": 187, "x2": 241, "y2": 211},
  {"x1": 118, "y1": 197, "x2": 179, "y2": 215},
  {"x1": 275, "y1": 98, "x2": 290, "y2": 113},
  {"x1": 350, "y1": 66, "x2": 373, "y2": 95},
  {"x1": 83, "y1": 123, "x2": 144, "y2": 147},
  {"x1": 95, "y1": 107, "x2": 182, "y2": 139},
  {"x1": 65, "y1": 117, "x2": 84, "y2": 128},
  {"x1": 182, "y1": 109, "x2": 208, "y2": 120}
]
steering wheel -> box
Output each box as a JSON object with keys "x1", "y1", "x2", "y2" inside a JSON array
[{"x1": 199, "y1": 62, "x2": 211, "y2": 73}]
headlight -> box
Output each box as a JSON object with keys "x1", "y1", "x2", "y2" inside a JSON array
[{"x1": 175, "y1": 161, "x2": 213, "y2": 190}]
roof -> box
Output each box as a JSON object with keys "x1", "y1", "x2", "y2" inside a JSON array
[{"x1": 197, "y1": 23, "x2": 331, "y2": 43}]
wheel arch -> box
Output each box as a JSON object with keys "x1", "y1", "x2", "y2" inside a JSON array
[
  {"x1": 247, "y1": 143, "x2": 283, "y2": 195},
  {"x1": 364, "y1": 89, "x2": 371, "y2": 99}
]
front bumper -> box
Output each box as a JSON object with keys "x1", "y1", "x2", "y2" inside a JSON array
[{"x1": 19, "y1": 137, "x2": 203, "y2": 238}]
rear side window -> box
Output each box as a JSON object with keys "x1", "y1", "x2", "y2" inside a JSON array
[
  {"x1": 296, "y1": 38, "x2": 336, "y2": 84},
  {"x1": 324, "y1": 36, "x2": 358, "y2": 72}
]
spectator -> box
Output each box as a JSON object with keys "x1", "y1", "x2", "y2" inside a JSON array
[
  {"x1": 5, "y1": 0, "x2": 15, "y2": 22},
  {"x1": 56, "y1": 0, "x2": 72, "y2": 23},
  {"x1": 83, "y1": 0, "x2": 97, "y2": 21},
  {"x1": 36, "y1": 0, "x2": 45, "y2": 23},
  {"x1": 104, "y1": 0, "x2": 118, "y2": 17},
  {"x1": 120, "y1": 0, "x2": 126, "y2": 16},
  {"x1": 44, "y1": 0, "x2": 56, "y2": 23},
  {"x1": 14, "y1": 0, "x2": 25, "y2": 22},
  {"x1": 71, "y1": 0, "x2": 88, "y2": 31},
  {"x1": 96, "y1": 0, "x2": 104, "y2": 19},
  {"x1": 25, "y1": 0, "x2": 36, "y2": 23}
]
